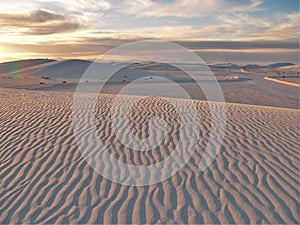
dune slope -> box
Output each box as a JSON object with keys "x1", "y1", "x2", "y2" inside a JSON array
[{"x1": 0, "y1": 88, "x2": 299, "y2": 224}]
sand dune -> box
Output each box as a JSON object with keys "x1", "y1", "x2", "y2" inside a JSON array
[
  {"x1": 0, "y1": 59, "x2": 298, "y2": 108},
  {"x1": 0, "y1": 88, "x2": 299, "y2": 224},
  {"x1": 264, "y1": 76, "x2": 300, "y2": 87},
  {"x1": 0, "y1": 59, "x2": 55, "y2": 75}
]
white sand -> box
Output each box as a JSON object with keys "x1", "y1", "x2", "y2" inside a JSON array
[
  {"x1": 0, "y1": 88, "x2": 299, "y2": 224},
  {"x1": 0, "y1": 60, "x2": 299, "y2": 108},
  {"x1": 264, "y1": 76, "x2": 300, "y2": 87}
]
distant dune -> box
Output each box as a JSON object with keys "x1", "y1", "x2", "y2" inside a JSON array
[
  {"x1": 0, "y1": 59, "x2": 298, "y2": 109},
  {"x1": 0, "y1": 59, "x2": 56, "y2": 75},
  {"x1": 264, "y1": 76, "x2": 300, "y2": 87},
  {"x1": 208, "y1": 62, "x2": 295, "y2": 70},
  {"x1": 34, "y1": 59, "x2": 93, "y2": 79},
  {"x1": 0, "y1": 59, "x2": 295, "y2": 77}
]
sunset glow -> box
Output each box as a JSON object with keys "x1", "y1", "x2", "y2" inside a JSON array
[{"x1": 0, "y1": 0, "x2": 299, "y2": 63}]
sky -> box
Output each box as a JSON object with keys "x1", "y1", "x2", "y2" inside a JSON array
[{"x1": 0, "y1": 0, "x2": 299, "y2": 64}]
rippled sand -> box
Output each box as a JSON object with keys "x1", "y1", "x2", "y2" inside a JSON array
[{"x1": 0, "y1": 88, "x2": 299, "y2": 224}]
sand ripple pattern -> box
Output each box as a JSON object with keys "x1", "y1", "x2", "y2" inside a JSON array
[{"x1": 0, "y1": 88, "x2": 299, "y2": 224}]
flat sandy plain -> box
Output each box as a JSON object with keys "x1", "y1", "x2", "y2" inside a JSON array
[{"x1": 0, "y1": 60, "x2": 299, "y2": 224}]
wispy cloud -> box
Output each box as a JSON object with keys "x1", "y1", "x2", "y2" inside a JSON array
[
  {"x1": 0, "y1": 9, "x2": 65, "y2": 24},
  {"x1": 0, "y1": 9, "x2": 85, "y2": 35},
  {"x1": 117, "y1": 0, "x2": 263, "y2": 17},
  {"x1": 0, "y1": 0, "x2": 298, "y2": 63}
]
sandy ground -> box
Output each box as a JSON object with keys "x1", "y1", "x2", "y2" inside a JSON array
[
  {"x1": 0, "y1": 88, "x2": 299, "y2": 224},
  {"x1": 264, "y1": 76, "x2": 300, "y2": 87},
  {"x1": 1, "y1": 60, "x2": 299, "y2": 224},
  {"x1": 0, "y1": 60, "x2": 298, "y2": 109}
]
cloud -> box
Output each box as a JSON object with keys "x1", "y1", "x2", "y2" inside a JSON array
[
  {"x1": 0, "y1": 9, "x2": 65, "y2": 24},
  {"x1": 60, "y1": 0, "x2": 112, "y2": 11},
  {"x1": 0, "y1": 0, "x2": 298, "y2": 63},
  {"x1": 1, "y1": 38, "x2": 298, "y2": 64},
  {"x1": 2, "y1": 37, "x2": 297, "y2": 54},
  {"x1": 0, "y1": 9, "x2": 84, "y2": 35},
  {"x1": 24, "y1": 22, "x2": 82, "y2": 35},
  {"x1": 176, "y1": 40, "x2": 299, "y2": 50},
  {"x1": 210, "y1": 11, "x2": 300, "y2": 41},
  {"x1": 118, "y1": 0, "x2": 263, "y2": 17}
]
